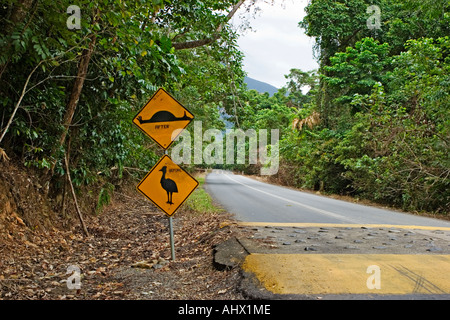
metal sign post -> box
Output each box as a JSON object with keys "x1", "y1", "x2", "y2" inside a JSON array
[
  {"x1": 166, "y1": 149, "x2": 176, "y2": 261},
  {"x1": 169, "y1": 216, "x2": 175, "y2": 260}
]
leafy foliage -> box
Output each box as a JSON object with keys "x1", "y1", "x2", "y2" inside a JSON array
[
  {"x1": 284, "y1": 0, "x2": 450, "y2": 214},
  {"x1": 0, "y1": 0, "x2": 247, "y2": 214}
]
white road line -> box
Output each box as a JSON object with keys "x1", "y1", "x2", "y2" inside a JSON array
[{"x1": 223, "y1": 173, "x2": 359, "y2": 224}]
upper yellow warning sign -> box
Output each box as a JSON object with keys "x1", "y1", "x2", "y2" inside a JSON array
[
  {"x1": 136, "y1": 155, "x2": 199, "y2": 217},
  {"x1": 133, "y1": 88, "x2": 194, "y2": 149}
]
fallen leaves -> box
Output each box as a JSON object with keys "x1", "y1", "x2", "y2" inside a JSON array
[{"x1": 0, "y1": 186, "x2": 250, "y2": 300}]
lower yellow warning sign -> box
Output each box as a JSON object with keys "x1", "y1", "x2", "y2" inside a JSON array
[{"x1": 137, "y1": 155, "x2": 199, "y2": 217}]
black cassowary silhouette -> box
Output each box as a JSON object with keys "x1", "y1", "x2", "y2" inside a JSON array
[{"x1": 159, "y1": 166, "x2": 178, "y2": 204}]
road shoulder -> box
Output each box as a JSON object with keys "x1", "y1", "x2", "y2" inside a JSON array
[{"x1": 214, "y1": 223, "x2": 450, "y2": 299}]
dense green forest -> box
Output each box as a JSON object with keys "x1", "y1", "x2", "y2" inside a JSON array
[{"x1": 1, "y1": 0, "x2": 449, "y2": 219}]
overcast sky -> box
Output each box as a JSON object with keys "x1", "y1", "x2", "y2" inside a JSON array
[{"x1": 232, "y1": 0, "x2": 319, "y2": 89}]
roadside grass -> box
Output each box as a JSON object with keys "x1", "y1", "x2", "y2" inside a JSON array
[{"x1": 185, "y1": 176, "x2": 223, "y2": 215}]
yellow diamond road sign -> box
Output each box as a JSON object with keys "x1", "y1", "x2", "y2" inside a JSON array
[
  {"x1": 136, "y1": 155, "x2": 199, "y2": 217},
  {"x1": 133, "y1": 88, "x2": 194, "y2": 150}
]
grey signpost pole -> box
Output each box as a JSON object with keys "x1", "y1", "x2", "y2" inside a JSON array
[
  {"x1": 169, "y1": 216, "x2": 175, "y2": 261},
  {"x1": 165, "y1": 149, "x2": 176, "y2": 261}
]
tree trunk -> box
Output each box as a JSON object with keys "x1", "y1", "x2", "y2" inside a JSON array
[
  {"x1": 64, "y1": 153, "x2": 89, "y2": 237},
  {"x1": 59, "y1": 35, "x2": 97, "y2": 148},
  {"x1": 48, "y1": 34, "x2": 97, "y2": 176}
]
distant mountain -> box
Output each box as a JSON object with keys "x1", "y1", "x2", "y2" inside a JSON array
[{"x1": 244, "y1": 76, "x2": 279, "y2": 96}]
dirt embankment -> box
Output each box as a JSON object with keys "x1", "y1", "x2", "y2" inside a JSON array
[{"x1": 0, "y1": 160, "x2": 250, "y2": 300}]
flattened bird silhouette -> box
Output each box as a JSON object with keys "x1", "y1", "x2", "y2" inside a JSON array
[
  {"x1": 137, "y1": 111, "x2": 192, "y2": 124},
  {"x1": 159, "y1": 166, "x2": 178, "y2": 204}
]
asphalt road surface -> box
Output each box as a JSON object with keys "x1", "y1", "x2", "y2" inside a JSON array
[
  {"x1": 205, "y1": 170, "x2": 450, "y2": 228},
  {"x1": 206, "y1": 170, "x2": 450, "y2": 299}
]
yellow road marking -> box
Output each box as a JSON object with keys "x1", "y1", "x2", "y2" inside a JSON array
[
  {"x1": 238, "y1": 221, "x2": 450, "y2": 231},
  {"x1": 242, "y1": 254, "x2": 450, "y2": 295}
]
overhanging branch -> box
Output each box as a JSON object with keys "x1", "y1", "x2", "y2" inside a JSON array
[{"x1": 172, "y1": 0, "x2": 246, "y2": 50}]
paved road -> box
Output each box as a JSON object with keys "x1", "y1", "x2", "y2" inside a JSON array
[
  {"x1": 206, "y1": 170, "x2": 450, "y2": 299},
  {"x1": 205, "y1": 170, "x2": 450, "y2": 228}
]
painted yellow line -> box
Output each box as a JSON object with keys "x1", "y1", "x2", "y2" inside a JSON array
[
  {"x1": 242, "y1": 254, "x2": 450, "y2": 295},
  {"x1": 238, "y1": 221, "x2": 450, "y2": 231}
]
